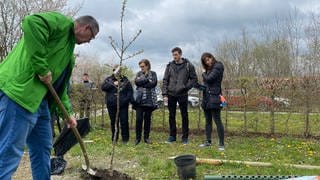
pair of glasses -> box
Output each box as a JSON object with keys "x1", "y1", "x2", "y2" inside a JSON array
[{"x1": 140, "y1": 65, "x2": 145, "y2": 68}]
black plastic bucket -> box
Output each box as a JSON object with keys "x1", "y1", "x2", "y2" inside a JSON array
[{"x1": 174, "y1": 154, "x2": 196, "y2": 179}]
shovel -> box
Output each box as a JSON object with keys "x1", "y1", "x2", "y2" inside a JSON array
[{"x1": 44, "y1": 82, "x2": 100, "y2": 177}]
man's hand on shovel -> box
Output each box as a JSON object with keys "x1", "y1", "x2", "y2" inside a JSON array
[
  {"x1": 38, "y1": 71, "x2": 52, "y2": 84},
  {"x1": 67, "y1": 116, "x2": 77, "y2": 128}
]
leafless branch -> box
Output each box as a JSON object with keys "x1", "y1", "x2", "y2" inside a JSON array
[
  {"x1": 109, "y1": 36, "x2": 122, "y2": 59},
  {"x1": 123, "y1": 29, "x2": 142, "y2": 52},
  {"x1": 120, "y1": 0, "x2": 127, "y2": 52},
  {"x1": 123, "y1": 49, "x2": 144, "y2": 61}
]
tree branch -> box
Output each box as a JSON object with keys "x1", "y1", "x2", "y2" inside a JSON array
[
  {"x1": 109, "y1": 36, "x2": 122, "y2": 59},
  {"x1": 123, "y1": 49, "x2": 144, "y2": 61},
  {"x1": 123, "y1": 29, "x2": 142, "y2": 52}
]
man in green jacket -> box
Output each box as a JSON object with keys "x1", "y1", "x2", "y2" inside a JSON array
[{"x1": 0, "y1": 12, "x2": 99, "y2": 180}]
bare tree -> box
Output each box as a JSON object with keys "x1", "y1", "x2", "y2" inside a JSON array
[
  {"x1": 108, "y1": 0, "x2": 143, "y2": 174},
  {"x1": 215, "y1": 29, "x2": 256, "y2": 80},
  {"x1": 298, "y1": 13, "x2": 320, "y2": 136},
  {"x1": 0, "y1": 0, "x2": 82, "y2": 61},
  {"x1": 284, "y1": 8, "x2": 303, "y2": 75},
  {"x1": 304, "y1": 13, "x2": 320, "y2": 75}
]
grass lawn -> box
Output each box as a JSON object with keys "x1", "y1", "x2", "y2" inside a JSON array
[
  {"x1": 62, "y1": 126, "x2": 320, "y2": 179},
  {"x1": 91, "y1": 107, "x2": 320, "y2": 136},
  {"x1": 49, "y1": 107, "x2": 320, "y2": 179}
]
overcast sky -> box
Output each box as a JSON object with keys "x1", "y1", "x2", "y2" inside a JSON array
[{"x1": 67, "y1": 0, "x2": 320, "y2": 77}]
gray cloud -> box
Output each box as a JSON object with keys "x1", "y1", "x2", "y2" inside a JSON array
[{"x1": 69, "y1": 0, "x2": 320, "y2": 78}]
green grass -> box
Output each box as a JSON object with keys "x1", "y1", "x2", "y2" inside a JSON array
[
  {"x1": 63, "y1": 127, "x2": 320, "y2": 179},
  {"x1": 56, "y1": 108, "x2": 320, "y2": 178}
]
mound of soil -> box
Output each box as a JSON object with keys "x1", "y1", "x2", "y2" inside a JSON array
[{"x1": 81, "y1": 168, "x2": 133, "y2": 180}]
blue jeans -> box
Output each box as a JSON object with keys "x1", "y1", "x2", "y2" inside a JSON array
[{"x1": 0, "y1": 91, "x2": 52, "y2": 180}]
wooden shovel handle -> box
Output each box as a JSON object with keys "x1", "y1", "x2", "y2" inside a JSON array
[{"x1": 44, "y1": 82, "x2": 90, "y2": 170}]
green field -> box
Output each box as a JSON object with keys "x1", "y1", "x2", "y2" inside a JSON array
[{"x1": 57, "y1": 109, "x2": 320, "y2": 179}]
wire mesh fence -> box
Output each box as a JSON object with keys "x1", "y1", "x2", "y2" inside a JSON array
[{"x1": 68, "y1": 77, "x2": 320, "y2": 138}]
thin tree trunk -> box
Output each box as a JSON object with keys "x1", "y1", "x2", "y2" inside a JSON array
[
  {"x1": 285, "y1": 111, "x2": 292, "y2": 135},
  {"x1": 197, "y1": 90, "x2": 201, "y2": 132},
  {"x1": 304, "y1": 91, "x2": 310, "y2": 137},
  {"x1": 243, "y1": 97, "x2": 247, "y2": 133},
  {"x1": 94, "y1": 102, "x2": 97, "y2": 126},
  {"x1": 270, "y1": 93, "x2": 275, "y2": 135},
  {"x1": 255, "y1": 115, "x2": 258, "y2": 132},
  {"x1": 305, "y1": 110, "x2": 310, "y2": 137},
  {"x1": 270, "y1": 109, "x2": 275, "y2": 134},
  {"x1": 224, "y1": 107, "x2": 228, "y2": 133},
  {"x1": 162, "y1": 105, "x2": 165, "y2": 129},
  {"x1": 101, "y1": 102, "x2": 105, "y2": 127}
]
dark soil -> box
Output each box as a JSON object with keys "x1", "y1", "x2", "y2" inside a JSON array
[{"x1": 81, "y1": 168, "x2": 133, "y2": 180}]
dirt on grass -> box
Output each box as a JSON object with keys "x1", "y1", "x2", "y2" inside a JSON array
[
  {"x1": 81, "y1": 169, "x2": 133, "y2": 180},
  {"x1": 13, "y1": 151, "x2": 136, "y2": 180}
]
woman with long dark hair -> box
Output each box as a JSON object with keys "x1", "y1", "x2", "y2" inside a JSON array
[
  {"x1": 134, "y1": 59, "x2": 158, "y2": 145},
  {"x1": 199, "y1": 52, "x2": 225, "y2": 151}
]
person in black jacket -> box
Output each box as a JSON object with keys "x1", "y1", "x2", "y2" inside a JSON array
[
  {"x1": 162, "y1": 47, "x2": 198, "y2": 144},
  {"x1": 101, "y1": 65, "x2": 133, "y2": 143},
  {"x1": 134, "y1": 59, "x2": 158, "y2": 145},
  {"x1": 199, "y1": 52, "x2": 225, "y2": 151}
]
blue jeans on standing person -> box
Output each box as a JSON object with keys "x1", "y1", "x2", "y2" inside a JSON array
[{"x1": 0, "y1": 91, "x2": 52, "y2": 180}]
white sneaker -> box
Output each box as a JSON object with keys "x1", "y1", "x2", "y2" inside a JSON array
[
  {"x1": 218, "y1": 146, "x2": 225, "y2": 151},
  {"x1": 199, "y1": 141, "x2": 212, "y2": 147}
]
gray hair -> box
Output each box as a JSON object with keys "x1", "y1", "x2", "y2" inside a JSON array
[{"x1": 75, "y1": 15, "x2": 99, "y2": 35}]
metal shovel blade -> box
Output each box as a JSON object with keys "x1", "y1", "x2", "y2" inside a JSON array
[{"x1": 82, "y1": 164, "x2": 100, "y2": 177}]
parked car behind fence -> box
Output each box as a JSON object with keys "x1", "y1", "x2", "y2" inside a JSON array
[
  {"x1": 156, "y1": 92, "x2": 200, "y2": 107},
  {"x1": 224, "y1": 89, "x2": 290, "y2": 110}
]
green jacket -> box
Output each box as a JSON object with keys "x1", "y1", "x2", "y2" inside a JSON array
[{"x1": 0, "y1": 12, "x2": 76, "y2": 114}]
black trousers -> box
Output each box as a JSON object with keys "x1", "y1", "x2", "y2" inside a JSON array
[
  {"x1": 135, "y1": 106, "x2": 153, "y2": 140},
  {"x1": 107, "y1": 106, "x2": 129, "y2": 142},
  {"x1": 168, "y1": 95, "x2": 189, "y2": 140},
  {"x1": 204, "y1": 108, "x2": 224, "y2": 146}
]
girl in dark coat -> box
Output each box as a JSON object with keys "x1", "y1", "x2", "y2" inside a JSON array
[
  {"x1": 134, "y1": 59, "x2": 158, "y2": 145},
  {"x1": 101, "y1": 65, "x2": 133, "y2": 143},
  {"x1": 199, "y1": 52, "x2": 225, "y2": 151}
]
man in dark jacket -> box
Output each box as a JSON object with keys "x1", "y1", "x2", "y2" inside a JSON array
[
  {"x1": 101, "y1": 66, "x2": 133, "y2": 143},
  {"x1": 162, "y1": 47, "x2": 198, "y2": 144}
]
